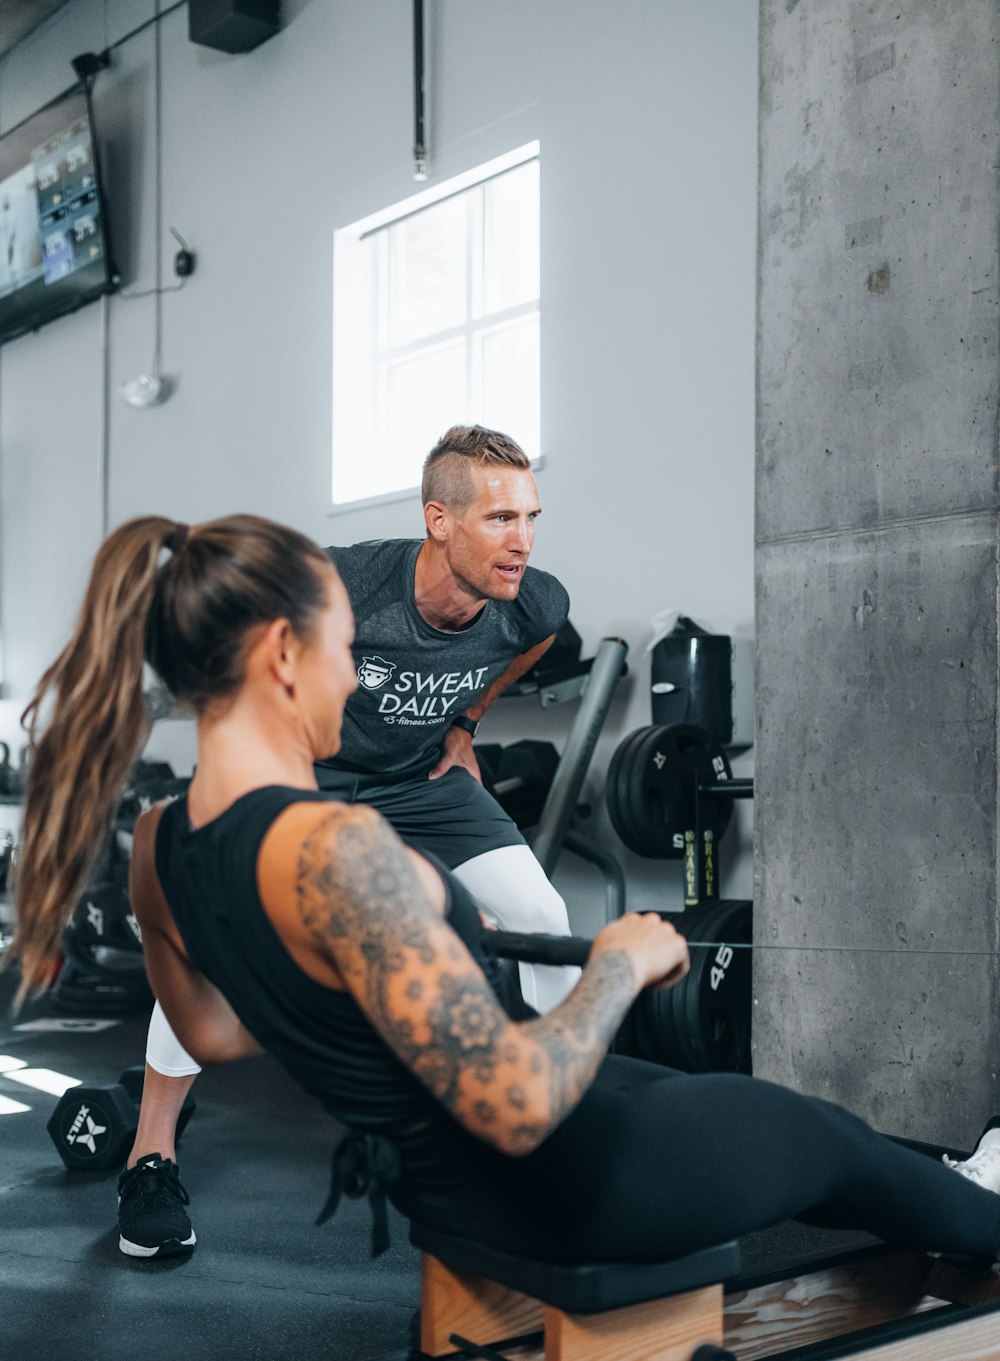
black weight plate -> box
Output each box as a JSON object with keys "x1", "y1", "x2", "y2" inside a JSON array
[
  {"x1": 655, "y1": 725, "x2": 732, "y2": 856},
  {"x1": 606, "y1": 729, "x2": 661, "y2": 854},
  {"x1": 614, "y1": 727, "x2": 653, "y2": 854},
  {"x1": 688, "y1": 727, "x2": 735, "y2": 857},
  {"x1": 634, "y1": 980, "x2": 687, "y2": 1069},
  {"x1": 611, "y1": 999, "x2": 641, "y2": 1058},
  {"x1": 681, "y1": 899, "x2": 753, "y2": 1074},
  {"x1": 611, "y1": 724, "x2": 688, "y2": 858},
  {"x1": 691, "y1": 903, "x2": 756, "y2": 1072},
  {"x1": 47, "y1": 1082, "x2": 136, "y2": 1170},
  {"x1": 605, "y1": 728, "x2": 644, "y2": 848},
  {"x1": 627, "y1": 725, "x2": 734, "y2": 859},
  {"x1": 673, "y1": 900, "x2": 730, "y2": 1072},
  {"x1": 624, "y1": 726, "x2": 689, "y2": 859},
  {"x1": 632, "y1": 984, "x2": 662, "y2": 1063},
  {"x1": 632, "y1": 911, "x2": 690, "y2": 1069},
  {"x1": 606, "y1": 728, "x2": 654, "y2": 855},
  {"x1": 667, "y1": 909, "x2": 704, "y2": 1072}
]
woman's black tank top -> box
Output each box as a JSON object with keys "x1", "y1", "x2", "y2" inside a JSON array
[{"x1": 155, "y1": 784, "x2": 509, "y2": 1250}]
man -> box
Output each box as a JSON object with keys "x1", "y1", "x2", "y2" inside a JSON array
[{"x1": 119, "y1": 424, "x2": 580, "y2": 1259}]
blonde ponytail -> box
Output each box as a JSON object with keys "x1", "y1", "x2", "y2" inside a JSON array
[{"x1": 11, "y1": 516, "x2": 176, "y2": 1007}]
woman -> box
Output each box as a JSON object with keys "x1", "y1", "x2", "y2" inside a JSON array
[{"x1": 12, "y1": 514, "x2": 1000, "y2": 1267}]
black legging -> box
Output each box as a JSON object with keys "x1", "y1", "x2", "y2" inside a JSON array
[{"x1": 396, "y1": 1055, "x2": 1000, "y2": 1264}]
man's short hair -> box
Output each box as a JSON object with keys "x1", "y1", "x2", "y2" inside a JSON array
[{"x1": 421, "y1": 425, "x2": 530, "y2": 513}]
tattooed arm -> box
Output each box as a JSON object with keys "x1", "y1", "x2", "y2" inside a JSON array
[{"x1": 259, "y1": 802, "x2": 689, "y2": 1156}]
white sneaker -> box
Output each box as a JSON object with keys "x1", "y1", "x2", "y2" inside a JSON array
[{"x1": 942, "y1": 1124, "x2": 1000, "y2": 1194}]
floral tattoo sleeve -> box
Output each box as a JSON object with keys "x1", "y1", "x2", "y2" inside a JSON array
[{"x1": 295, "y1": 806, "x2": 637, "y2": 1154}]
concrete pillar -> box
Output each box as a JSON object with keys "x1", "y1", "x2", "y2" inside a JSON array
[{"x1": 755, "y1": 0, "x2": 1000, "y2": 1143}]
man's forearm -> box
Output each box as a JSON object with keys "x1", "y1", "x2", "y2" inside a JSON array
[{"x1": 464, "y1": 634, "x2": 556, "y2": 722}]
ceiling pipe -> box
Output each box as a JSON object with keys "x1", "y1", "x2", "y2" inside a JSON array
[{"x1": 413, "y1": 0, "x2": 428, "y2": 180}]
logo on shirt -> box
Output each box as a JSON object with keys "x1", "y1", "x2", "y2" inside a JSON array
[
  {"x1": 374, "y1": 666, "x2": 491, "y2": 723},
  {"x1": 356, "y1": 655, "x2": 396, "y2": 690}
]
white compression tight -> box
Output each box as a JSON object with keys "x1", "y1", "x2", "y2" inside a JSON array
[
  {"x1": 144, "y1": 843, "x2": 577, "y2": 1076},
  {"x1": 146, "y1": 993, "x2": 203, "y2": 1077},
  {"x1": 450, "y1": 844, "x2": 579, "y2": 1013}
]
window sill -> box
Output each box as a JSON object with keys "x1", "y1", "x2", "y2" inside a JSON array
[{"x1": 327, "y1": 484, "x2": 422, "y2": 516}]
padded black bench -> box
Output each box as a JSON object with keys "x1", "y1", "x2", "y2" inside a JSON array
[
  {"x1": 410, "y1": 1221, "x2": 740, "y2": 1361},
  {"x1": 410, "y1": 1218, "x2": 1000, "y2": 1361}
]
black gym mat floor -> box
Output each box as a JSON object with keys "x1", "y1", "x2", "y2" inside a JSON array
[
  {"x1": 1, "y1": 971, "x2": 421, "y2": 1361},
  {"x1": 2, "y1": 970, "x2": 874, "y2": 1361}
]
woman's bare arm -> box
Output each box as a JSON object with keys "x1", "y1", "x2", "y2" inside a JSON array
[
  {"x1": 131, "y1": 806, "x2": 263, "y2": 1066},
  {"x1": 263, "y1": 803, "x2": 688, "y2": 1155}
]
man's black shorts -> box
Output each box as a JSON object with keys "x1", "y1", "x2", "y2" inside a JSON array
[{"x1": 314, "y1": 766, "x2": 525, "y2": 869}]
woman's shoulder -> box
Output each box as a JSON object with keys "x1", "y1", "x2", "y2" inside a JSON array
[
  {"x1": 259, "y1": 796, "x2": 381, "y2": 862},
  {"x1": 258, "y1": 798, "x2": 446, "y2": 938},
  {"x1": 257, "y1": 798, "x2": 388, "y2": 915}
]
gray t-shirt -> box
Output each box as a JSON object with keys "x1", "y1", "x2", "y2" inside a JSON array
[{"x1": 319, "y1": 539, "x2": 570, "y2": 778}]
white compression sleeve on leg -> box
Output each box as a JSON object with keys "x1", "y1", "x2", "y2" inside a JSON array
[
  {"x1": 452, "y1": 844, "x2": 579, "y2": 1013},
  {"x1": 145, "y1": 1000, "x2": 203, "y2": 1078}
]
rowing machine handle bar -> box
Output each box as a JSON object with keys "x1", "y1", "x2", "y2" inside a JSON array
[{"x1": 488, "y1": 930, "x2": 593, "y2": 968}]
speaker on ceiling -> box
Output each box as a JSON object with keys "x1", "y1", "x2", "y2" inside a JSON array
[{"x1": 188, "y1": 0, "x2": 280, "y2": 54}]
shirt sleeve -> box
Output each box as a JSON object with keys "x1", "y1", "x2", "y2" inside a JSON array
[{"x1": 519, "y1": 569, "x2": 570, "y2": 652}]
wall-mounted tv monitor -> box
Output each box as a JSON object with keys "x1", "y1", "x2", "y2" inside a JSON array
[{"x1": 0, "y1": 81, "x2": 117, "y2": 347}]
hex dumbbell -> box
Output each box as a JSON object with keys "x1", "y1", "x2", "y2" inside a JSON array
[{"x1": 47, "y1": 1065, "x2": 196, "y2": 1171}]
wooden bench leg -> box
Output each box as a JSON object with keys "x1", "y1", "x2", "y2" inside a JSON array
[
  {"x1": 420, "y1": 1252, "x2": 545, "y2": 1356},
  {"x1": 544, "y1": 1284, "x2": 724, "y2": 1361}
]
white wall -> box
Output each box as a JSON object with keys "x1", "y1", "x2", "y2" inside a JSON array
[{"x1": 0, "y1": 0, "x2": 758, "y2": 935}]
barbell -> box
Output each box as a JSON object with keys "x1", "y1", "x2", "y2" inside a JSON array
[{"x1": 487, "y1": 902, "x2": 753, "y2": 1076}]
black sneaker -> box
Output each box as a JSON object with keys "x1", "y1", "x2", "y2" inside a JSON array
[{"x1": 117, "y1": 1153, "x2": 196, "y2": 1258}]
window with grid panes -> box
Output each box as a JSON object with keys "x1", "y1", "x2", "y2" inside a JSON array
[{"x1": 332, "y1": 146, "x2": 540, "y2": 507}]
